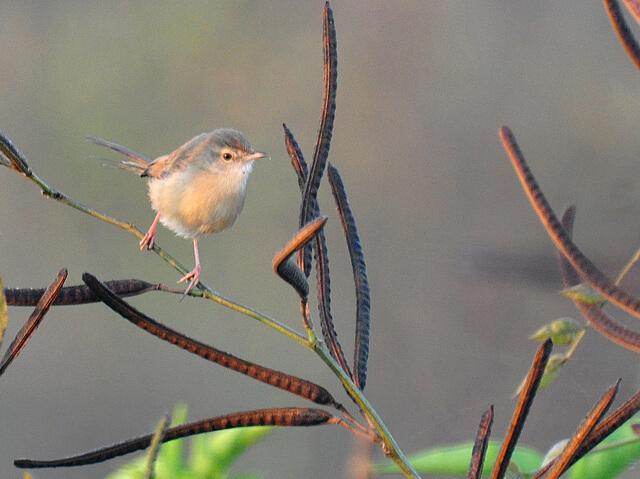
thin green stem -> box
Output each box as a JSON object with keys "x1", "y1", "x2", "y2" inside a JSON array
[
  {"x1": 588, "y1": 433, "x2": 640, "y2": 453},
  {"x1": 564, "y1": 328, "x2": 586, "y2": 358},
  {"x1": 301, "y1": 299, "x2": 317, "y2": 343},
  {"x1": 615, "y1": 245, "x2": 640, "y2": 285},
  {"x1": 313, "y1": 342, "x2": 421, "y2": 479},
  {"x1": 143, "y1": 413, "x2": 169, "y2": 479},
  {"x1": 198, "y1": 290, "x2": 308, "y2": 346}
]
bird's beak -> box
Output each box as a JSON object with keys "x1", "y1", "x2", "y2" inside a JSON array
[{"x1": 245, "y1": 150, "x2": 267, "y2": 162}]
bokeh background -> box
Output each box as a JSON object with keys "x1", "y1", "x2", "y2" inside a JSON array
[{"x1": 2, "y1": 2, "x2": 640, "y2": 478}]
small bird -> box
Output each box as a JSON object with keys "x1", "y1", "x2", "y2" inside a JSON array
[{"x1": 87, "y1": 129, "x2": 266, "y2": 294}]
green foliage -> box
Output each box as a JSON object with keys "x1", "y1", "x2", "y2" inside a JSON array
[
  {"x1": 373, "y1": 417, "x2": 640, "y2": 478},
  {"x1": 530, "y1": 318, "x2": 586, "y2": 346},
  {"x1": 536, "y1": 354, "x2": 566, "y2": 391},
  {"x1": 372, "y1": 440, "x2": 544, "y2": 476},
  {"x1": 560, "y1": 284, "x2": 606, "y2": 305},
  {"x1": 106, "y1": 406, "x2": 273, "y2": 479},
  {"x1": 513, "y1": 318, "x2": 587, "y2": 396}
]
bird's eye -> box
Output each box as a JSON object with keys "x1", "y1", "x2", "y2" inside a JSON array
[{"x1": 222, "y1": 152, "x2": 233, "y2": 161}]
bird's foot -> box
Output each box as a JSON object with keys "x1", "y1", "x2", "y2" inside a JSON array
[
  {"x1": 178, "y1": 267, "x2": 200, "y2": 295},
  {"x1": 139, "y1": 229, "x2": 156, "y2": 250},
  {"x1": 140, "y1": 213, "x2": 161, "y2": 251}
]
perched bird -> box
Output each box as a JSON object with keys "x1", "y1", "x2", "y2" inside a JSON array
[{"x1": 87, "y1": 129, "x2": 266, "y2": 294}]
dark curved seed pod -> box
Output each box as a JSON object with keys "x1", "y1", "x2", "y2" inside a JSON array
[
  {"x1": 314, "y1": 231, "x2": 351, "y2": 378},
  {"x1": 283, "y1": 123, "x2": 308, "y2": 193},
  {"x1": 501, "y1": 126, "x2": 640, "y2": 321},
  {"x1": 277, "y1": 261, "x2": 309, "y2": 299},
  {"x1": 467, "y1": 406, "x2": 493, "y2": 479},
  {"x1": 283, "y1": 123, "x2": 314, "y2": 276},
  {"x1": 603, "y1": 0, "x2": 640, "y2": 74},
  {"x1": 282, "y1": 4, "x2": 348, "y2": 378},
  {"x1": 542, "y1": 381, "x2": 618, "y2": 479},
  {"x1": 284, "y1": 129, "x2": 349, "y2": 374},
  {"x1": 4, "y1": 279, "x2": 159, "y2": 306},
  {"x1": 306, "y1": 3, "x2": 351, "y2": 379},
  {"x1": 14, "y1": 407, "x2": 335, "y2": 469},
  {"x1": 273, "y1": 217, "x2": 328, "y2": 299},
  {"x1": 299, "y1": 1, "x2": 337, "y2": 231},
  {"x1": 567, "y1": 386, "x2": 640, "y2": 471},
  {"x1": 557, "y1": 206, "x2": 581, "y2": 288},
  {"x1": 558, "y1": 206, "x2": 640, "y2": 353},
  {"x1": 0, "y1": 269, "x2": 68, "y2": 376},
  {"x1": 327, "y1": 163, "x2": 370, "y2": 390},
  {"x1": 491, "y1": 339, "x2": 552, "y2": 479},
  {"x1": 83, "y1": 274, "x2": 341, "y2": 408}
]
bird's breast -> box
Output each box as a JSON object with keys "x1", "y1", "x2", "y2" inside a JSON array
[{"x1": 148, "y1": 163, "x2": 251, "y2": 238}]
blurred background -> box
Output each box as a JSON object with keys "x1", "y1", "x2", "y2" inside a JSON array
[{"x1": 2, "y1": 1, "x2": 640, "y2": 478}]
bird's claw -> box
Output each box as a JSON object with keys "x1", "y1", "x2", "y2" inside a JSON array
[
  {"x1": 139, "y1": 231, "x2": 155, "y2": 250},
  {"x1": 178, "y1": 268, "x2": 200, "y2": 296}
]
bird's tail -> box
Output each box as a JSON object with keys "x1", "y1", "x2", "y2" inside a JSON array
[{"x1": 85, "y1": 135, "x2": 150, "y2": 175}]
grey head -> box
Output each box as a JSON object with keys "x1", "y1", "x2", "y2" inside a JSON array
[{"x1": 143, "y1": 128, "x2": 265, "y2": 179}]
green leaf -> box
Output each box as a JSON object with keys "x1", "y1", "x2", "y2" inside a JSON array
[
  {"x1": 560, "y1": 284, "x2": 605, "y2": 305},
  {"x1": 190, "y1": 426, "x2": 273, "y2": 476},
  {"x1": 537, "y1": 354, "x2": 566, "y2": 390},
  {"x1": 567, "y1": 417, "x2": 640, "y2": 479},
  {"x1": 514, "y1": 354, "x2": 566, "y2": 397},
  {"x1": 373, "y1": 440, "x2": 543, "y2": 476},
  {"x1": 530, "y1": 318, "x2": 586, "y2": 345},
  {"x1": 160, "y1": 406, "x2": 188, "y2": 472}
]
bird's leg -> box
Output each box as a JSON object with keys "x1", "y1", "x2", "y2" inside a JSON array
[
  {"x1": 140, "y1": 212, "x2": 161, "y2": 250},
  {"x1": 178, "y1": 238, "x2": 201, "y2": 294}
]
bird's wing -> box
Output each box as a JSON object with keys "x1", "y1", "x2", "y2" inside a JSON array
[{"x1": 143, "y1": 132, "x2": 211, "y2": 178}]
